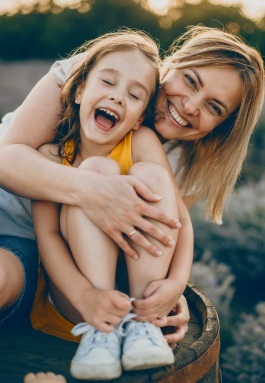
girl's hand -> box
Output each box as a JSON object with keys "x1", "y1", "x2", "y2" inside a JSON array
[
  {"x1": 79, "y1": 172, "x2": 180, "y2": 260},
  {"x1": 132, "y1": 278, "x2": 181, "y2": 322},
  {"x1": 79, "y1": 288, "x2": 132, "y2": 333}
]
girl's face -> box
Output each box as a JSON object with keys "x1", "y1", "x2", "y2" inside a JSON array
[
  {"x1": 155, "y1": 65, "x2": 243, "y2": 141},
  {"x1": 75, "y1": 49, "x2": 156, "y2": 156}
]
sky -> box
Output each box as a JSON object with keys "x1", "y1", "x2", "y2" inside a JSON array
[{"x1": 0, "y1": 0, "x2": 264, "y2": 20}]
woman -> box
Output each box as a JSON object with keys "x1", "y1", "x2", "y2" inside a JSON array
[{"x1": 0, "y1": 26, "x2": 264, "y2": 346}]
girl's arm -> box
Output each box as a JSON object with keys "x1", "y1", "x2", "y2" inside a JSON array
[
  {"x1": 0, "y1": 70, "x2": 179, "y2": 259},
  {"x1": 132, "y1": 127, "x2": 194, "y2": 320}
]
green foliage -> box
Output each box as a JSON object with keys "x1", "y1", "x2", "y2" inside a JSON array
[
  {"x1": 222, "y1": 302, "x2": 265, "y2": 383},
  {"x1": 190, "y1": 254, "x2": 235, "y2": 325},
  {"x1": 191, "y1": 178, "x2": 265, "y2": 284}
]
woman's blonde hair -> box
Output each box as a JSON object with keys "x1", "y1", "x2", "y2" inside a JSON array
[
  {"x1": 56, "y1": 28, "x2": 160, "y2": 163},
  {"x1": 162, "y1": 26, "x2": 264, "y2": 224}
]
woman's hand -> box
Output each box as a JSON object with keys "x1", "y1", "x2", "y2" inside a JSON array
[
  {"x1": 155, "y1": 295, "x2": 190, "y2": 348},
  {"x1": 79, "y1": 172, "x2": 180, "y2": 260},
  {"x1": 133, "y1": 290, "x2": 189, "y2": 348}
]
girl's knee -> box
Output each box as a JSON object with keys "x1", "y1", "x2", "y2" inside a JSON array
[
  {"x1": 130, "y1": 162, "x2": 172, "y2": 188},
  {"x1": 79, "y1": 157, "x2": 121, "y2": 175}
]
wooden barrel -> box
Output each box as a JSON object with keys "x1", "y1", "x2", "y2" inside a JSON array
[{"x1": 0, "y1": 283, "x2": 221, "y2": 383}]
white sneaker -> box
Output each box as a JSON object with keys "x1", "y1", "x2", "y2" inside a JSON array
[
  {"x1": 122, "y1": 321, "x2": 175, "y2": 371},
  {"x1": 70, "y1": 323, "x2": 122, "y2": 380}
]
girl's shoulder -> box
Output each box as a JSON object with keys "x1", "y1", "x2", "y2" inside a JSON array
[
  {"x1": 132, "y1": 126, "x2": 162, "y2": 146},
  {"x1": 131, "y1": 126, "x2": 165, "y2": 163}
]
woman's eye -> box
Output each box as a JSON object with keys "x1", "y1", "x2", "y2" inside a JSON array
[
  {"x1": 209, "y1": 103, "x2": 222, "y2": 116},
  {"x1": 185, "y1": 74, "x2": 197, "y2": 89}
]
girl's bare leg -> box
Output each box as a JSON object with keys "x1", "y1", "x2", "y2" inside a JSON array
[
  {"x1": 0, "y1": 249, "x2": 24, "y2": 310},
  {"x1": 49, "y1": 157, "x2": 126, "y2": 324},
  {"x1": 126, "y1": 162, "x2": 178, "y2": 298},
  {"x1": 60, "y1": 157, "x2": 121, "y2": 290}
]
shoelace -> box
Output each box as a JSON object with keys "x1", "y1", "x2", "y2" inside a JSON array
[
  {"x1": 123, "y1": 321, "x2": 165, "y2": 348},
  {"x1": 71, "y1": 309, "x2": 137, "y2": 355}
]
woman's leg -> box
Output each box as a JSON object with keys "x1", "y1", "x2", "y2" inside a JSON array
[
  {"x1": 0, "y1": 236, "x2": 38, "y2": 324},
  {"x1": 126, "y1": 162, "x2": 179, "y2": 298},
  {"x1": 0, "y1": 249, "x2": 24, "y2": 309}
]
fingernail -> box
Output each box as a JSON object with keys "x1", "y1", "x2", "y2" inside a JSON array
[
  {"x1": 168, "y1": 240, "x2": 175, "y2": 247},
  {"x1": 175, "y1": 221, "x2": 181, "y2": 228},
  {"x1": 153, "y1": 194, "x2": 161, "y2": 200},
  {"x1": 133, "y1": 254, "x2": 139, "y2": 260},
  {"x1": 154, "y1": 249, "x2": 163, "y2": 256}
]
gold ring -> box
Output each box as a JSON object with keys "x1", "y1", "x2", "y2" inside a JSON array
[{"x1": 128, "y1": 229, "x2": 137, "y2": 237}]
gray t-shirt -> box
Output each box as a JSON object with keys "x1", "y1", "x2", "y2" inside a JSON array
[{"x1": 0, "y1": 54, "x2": 85, "y2": 240}]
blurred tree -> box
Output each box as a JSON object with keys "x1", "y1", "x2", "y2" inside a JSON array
[
  {"x1": 0, "y1": 0, "x2": 264, "y2": 60},
  {"x1": 0, "y1": 0, "x2": 264, "y2": 177}
]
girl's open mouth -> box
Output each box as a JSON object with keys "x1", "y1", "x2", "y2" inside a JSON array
[{"x1": 95, "y1": 108, "x2": 119, "y2": 129}]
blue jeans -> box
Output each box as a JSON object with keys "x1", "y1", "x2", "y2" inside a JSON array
[{"x1": 0, "y1": 236, "x2": 38, "y2": 324}]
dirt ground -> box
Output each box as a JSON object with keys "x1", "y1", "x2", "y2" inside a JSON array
[{"x1": 0, "y1": 60, "x2": 53, "y2": 119}]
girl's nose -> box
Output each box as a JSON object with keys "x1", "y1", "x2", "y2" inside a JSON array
[{"x1": 107, "y1": 93, "x2": 124, "y2": 106}]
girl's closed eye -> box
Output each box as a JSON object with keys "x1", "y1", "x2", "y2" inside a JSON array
[
  {"x1": 129, "y1": 92, "x2": 140, "y2": 100},
  {"x1": 128, "y1": 87, "x2": 146, "y2": 101},
  {"x1": 100, "y1": 77, "x2": 116, "y2": 86}
]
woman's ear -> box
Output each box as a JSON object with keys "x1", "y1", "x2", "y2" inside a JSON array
[
  {"x1": 132, "y1": 115, "x2": 145, "y2": 131},
  {"x1": 75, "y1": 85, "x2": 84, "y2": 104}
]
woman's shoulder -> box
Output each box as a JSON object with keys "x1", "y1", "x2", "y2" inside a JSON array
[{"x1": 49, "y1": 52, "x2": 87, "y2": 83}]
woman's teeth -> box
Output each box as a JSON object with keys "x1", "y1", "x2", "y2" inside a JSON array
[{"x1": 168, "y1": 103, "x2": 189, "y2": 127}]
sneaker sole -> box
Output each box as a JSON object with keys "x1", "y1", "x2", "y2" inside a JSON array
[
  {"x1": 122, "y1": 351, "x2": 175, "y2": 371},
  {"x1": 70, "y1": 361, "x2": 122, "y2": 380}
]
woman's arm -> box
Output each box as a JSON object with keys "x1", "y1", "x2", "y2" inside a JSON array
[{"x1": 0, "y1": 70, "x2": 179, "y2": 259}]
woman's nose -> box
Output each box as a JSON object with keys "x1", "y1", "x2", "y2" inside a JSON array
[{"x1": 182, "y1": 96, "x2": 200, "y2": 116}]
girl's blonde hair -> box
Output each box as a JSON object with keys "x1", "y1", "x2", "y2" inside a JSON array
[
  {"x1": 162, "y1": 26, "x2": 264, "y2": 224},
  {"x1": 56, "y1": 28, "x2": 160, "y2": 163}
]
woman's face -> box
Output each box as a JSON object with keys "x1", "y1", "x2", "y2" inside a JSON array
[{"x1": 155, "y1": 65, "x2": 243, "y2": 140}]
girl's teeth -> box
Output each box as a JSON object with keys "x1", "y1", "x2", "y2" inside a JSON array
[
  {"x1": 168, "y1": 103, "x2": 188, "y2": 127},
  {"x1": 98, "y1": 108, "x2": 119, "y2": 120}
]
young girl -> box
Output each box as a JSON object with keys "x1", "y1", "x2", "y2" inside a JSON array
[{"x1": 30, "y1": 30, "x2": 193, "y2": 380}]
